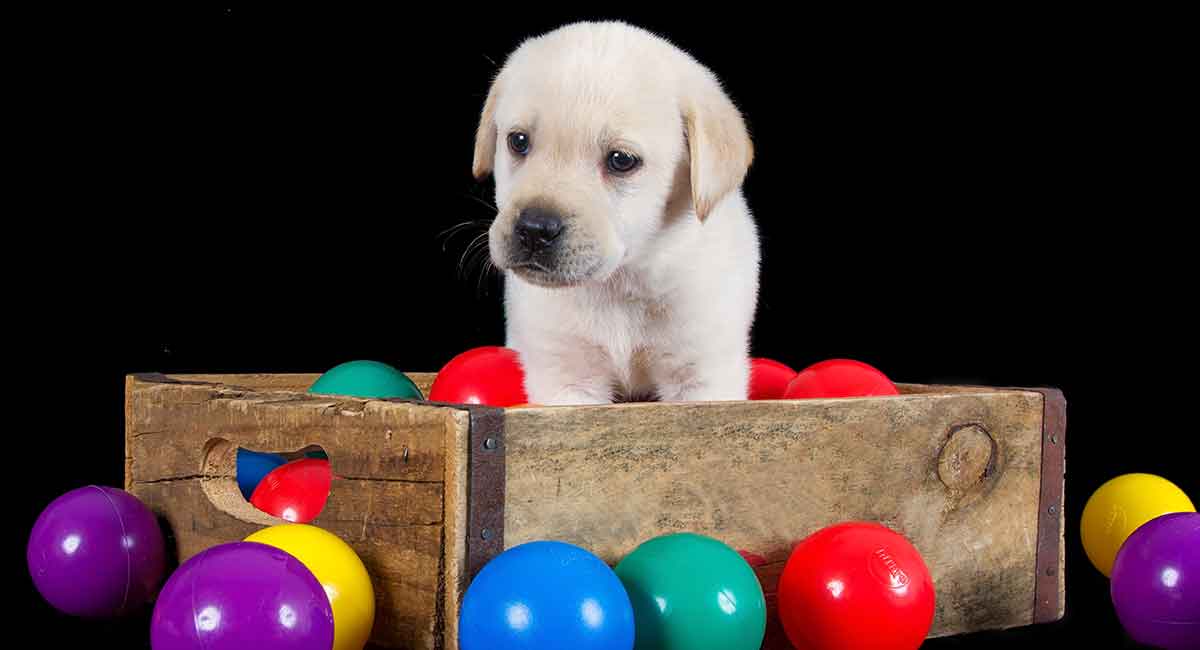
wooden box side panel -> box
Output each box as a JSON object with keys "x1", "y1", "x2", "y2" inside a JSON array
[
  {"x1": 502, "y1": 391, "x2": 1048, "y2": 641},
  {"x1": 125, "y1": 375, "x2": 458, "y2": 650}
]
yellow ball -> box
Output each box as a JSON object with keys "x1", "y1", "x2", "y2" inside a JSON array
[
  {"x1": 1080, "y1": 473, "x2": 1195, "y2": 577},
  {"x1": 245, "y1": 524, "x2": 375, "y2": 650}
]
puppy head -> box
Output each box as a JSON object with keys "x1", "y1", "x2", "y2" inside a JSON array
[{"x1": 473, "y1": 21, "x2": 753, "y2": 288}]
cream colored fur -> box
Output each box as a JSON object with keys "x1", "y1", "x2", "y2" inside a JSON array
[{"x1": 473, "y1": 21, "x2": 760, "y2": 404}]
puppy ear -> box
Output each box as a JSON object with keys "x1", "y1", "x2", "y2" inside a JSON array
[
  {"x1": 682, "y1": 68, "x2": 754, "y2": 221},
  {"x1": 472, "y1": 72, "x2": 503, "y2": 180}
]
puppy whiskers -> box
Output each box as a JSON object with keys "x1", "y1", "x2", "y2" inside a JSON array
[
  {"x1": 457, "y1": 231, "x2": 489, "y2": 280},
  {"x1": 464, "y1": 194, "x2": 499, "y2": 212},
  {"x1": 437, "y1": 219, "x2": 490, "y2": 251}
]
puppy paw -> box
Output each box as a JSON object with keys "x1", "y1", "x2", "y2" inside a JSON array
[
  {"x1": 542, "y1": 388, "x2": 612, "y2": 406},
  {"x1": 658, "y1": 378, "x2": 748, "y2": 402}
]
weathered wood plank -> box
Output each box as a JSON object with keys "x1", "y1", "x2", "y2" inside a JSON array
[
  {"x1": 124, "y1": 375, "x2": 135, "y2": 491},
  {"x1": 894, "y1": 382, "x2": 1004, "y2": 395},
  {"x1": 128, "y1": 376, "x2": 445, "y2": 483},
  {"x1": 442, "y1": 409, "x2": 472, "y2": 650},
  {"x1": 502, "y1": 390, "x2": 1047, "y2": 640},
  {"x1": 166, "y1": 373, "x2": 324, "y2": 393}
]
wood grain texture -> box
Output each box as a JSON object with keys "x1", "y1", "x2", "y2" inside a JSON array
[
  {"x1": 894, "y1": 383, "x2": 1001, "y2": 395},
  {"x1": 441, "y1": 409, "x2": 472, "y2": 650},
  {"x1": 124, "y1": 375, "x2": 135, "y2": 491},
  {"x1": 129, "y1": 377, "x2": 446, "y2": 483},
  {"x1": 502, "y1": 390, "x2": 1049, "y2": 640},
  {"x1": 126, "y1": 374, "x2": 455, "y2": 650}
]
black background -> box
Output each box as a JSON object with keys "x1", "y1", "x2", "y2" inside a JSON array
[{"x1": 15, "y1": 6, "x2": 1194, "y2": 649}]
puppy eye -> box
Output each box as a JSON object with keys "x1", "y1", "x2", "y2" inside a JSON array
[
  {"x1": 508, "y1": 132, "x2": 531, "y2": 156},
  {"x1": 606, "y1": 150, "x2": 640, "y2": 174}
]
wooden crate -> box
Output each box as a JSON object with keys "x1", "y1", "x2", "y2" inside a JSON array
[{"x1": 125, "y1": 372, "x2": 1066, "y2": 649}]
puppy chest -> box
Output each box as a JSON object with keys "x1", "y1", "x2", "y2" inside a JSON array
[{"x1": 577, "y1": 296, "x2": 674, "y2": 395}]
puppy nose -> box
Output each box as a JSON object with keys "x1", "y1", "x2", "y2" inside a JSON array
[{"x1": 514, "y1": 208, "x2": 564, "y2": 253}]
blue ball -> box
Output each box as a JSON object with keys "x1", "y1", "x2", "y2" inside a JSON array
[
  {"x1": 459, "y1": 541, "x2": 635, "y2": 650},
  {"x1": 236, "y1": 448, "x2": 287, "y2": 500}
]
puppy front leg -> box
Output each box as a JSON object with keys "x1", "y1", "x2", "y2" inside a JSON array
[
  {"x1": 653, "y1": 352, "x2": 751, "y2": 403},
  {"x1": 531, "y1": 374, "x2": 614, "y2": 406},
  {"x1": 546, "y1": 386, "x2": 613, "y2": 406},
  {"x1": 514, "y1": 345, "x2": 614, "y2": 406}
]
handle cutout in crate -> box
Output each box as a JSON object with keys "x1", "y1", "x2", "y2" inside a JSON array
[{"x1": 201, "y1": 438, "x2": 332, "y2": 525}]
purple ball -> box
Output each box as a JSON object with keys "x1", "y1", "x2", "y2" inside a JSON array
[
  {"x1": 151, "y1": 541, "x2": 334, "y2": 650},
  {"x1": 27, "y1": 485, "x2": 166, "y2": 617},
  {"x1": 1111, "y1": 511, "x2": 1200, "y2": 650}
]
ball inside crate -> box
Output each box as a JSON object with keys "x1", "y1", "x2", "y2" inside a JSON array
[{"x1": 124, "y1": 371, "x2": 1065, "y2": 649}]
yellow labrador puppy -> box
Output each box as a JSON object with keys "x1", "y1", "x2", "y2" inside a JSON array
[{"x1": 473, "y1": 21, "x2": 759, "y2": 405}]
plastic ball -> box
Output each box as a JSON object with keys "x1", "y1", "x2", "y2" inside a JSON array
[
  {"x1": 1081, "y1": 473, "x2": 1195, "y2": 576},
  {"x1": 245, "y1": 524, "x2": 375, "y2": 650},
  {"x1": 783, "y1": 359, "x2": 899, "y2": 399},
  {"x1": 237, "y1": 448, "x2": 288, "y2": 500},
  {"x1": 150, "y1": 541, "x2": 334, "y2": 650},
  {"x1": 27, "y1": 485, "x2": 166, "y2": 618},
  {"x1": 459, "y1": 540, "x2": 634, "y2": 650},
  {"x1": 428, "y1": 346, "x2": 529, "y2": 407},
  {"x1": 309, "y1": 360, "x2": 423, "y2": 399},
  {"x1": 777, "y1": 522, "x2": 935, "y2": 650},
  {"x1": 250, "y1": 459, "x2": 332, "y2": 524},
  {"x1": 614, "y1": 532, "x2": 766, "y2": 650},
  {"x1": 1110, "y1": 512, "x2": 1200, "y2": 649},
  {"x1": 749, "y1": 358, "x2": 798, "y2": 400}
]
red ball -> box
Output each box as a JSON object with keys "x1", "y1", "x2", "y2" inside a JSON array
[
  {"x1": 783, "y1": 359, "x2": 899, "y2": 399},
  {"x1": 249, "y1": 458, "x2": 332, "y2": 524},
  {"x1": 778, "y1": 522, "x2": 935, "y2": 650},
  {"x1": 428, "y1": 346, "x2": 529, "y2": 407},
  {"x1": 749, "y1": 357, "x2": 798, "y2": 400}
]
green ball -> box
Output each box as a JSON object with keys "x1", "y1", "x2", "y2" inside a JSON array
[
  {"x1": 308, "y1": 360, "x2": 423, "y2": 399},
  {"x1": 615, "y1": 532, "x2": 766, "y2": 650}
]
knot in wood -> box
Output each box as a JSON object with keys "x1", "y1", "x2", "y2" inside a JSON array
[{"x1": 938, "y1": 424, "x2": 995, "y2": 490}]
